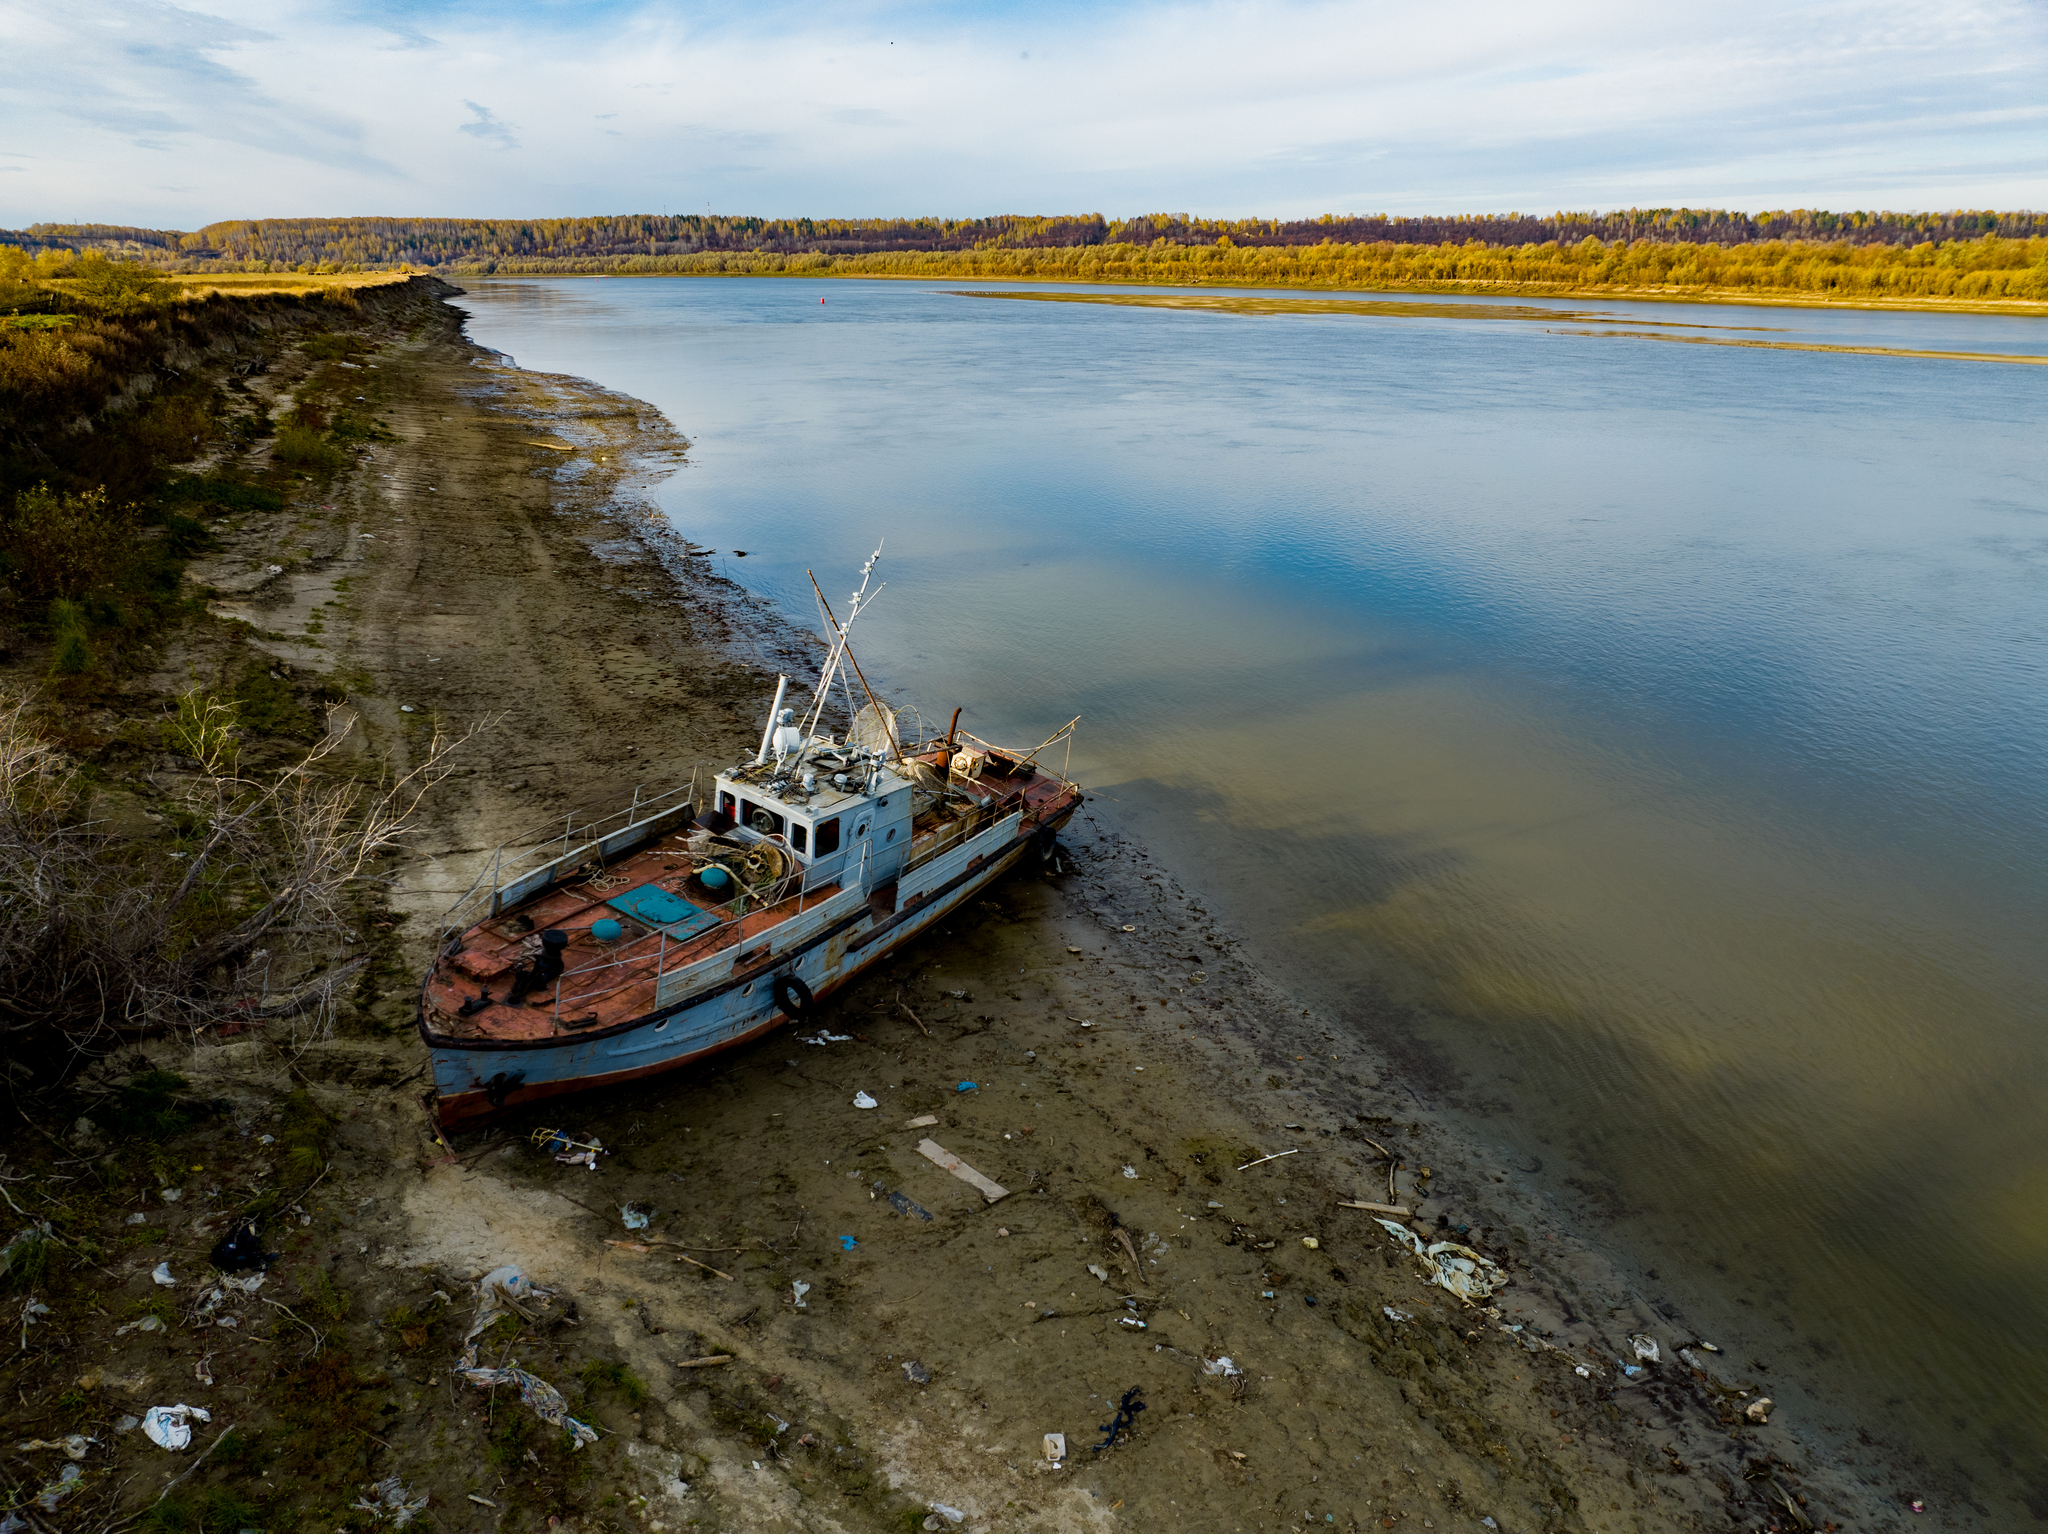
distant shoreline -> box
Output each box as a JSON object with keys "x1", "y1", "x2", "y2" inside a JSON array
[{"x1": 463, "y1": 267, "x2": 2048, "y2": 319}]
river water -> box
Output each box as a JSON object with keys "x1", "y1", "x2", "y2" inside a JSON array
[{"x1": 458, "y1": 276, "x2": 2048, "y2": 1510}]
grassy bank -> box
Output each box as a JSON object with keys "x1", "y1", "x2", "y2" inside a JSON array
[{"x1": 447, "y1": 235, "x2": 2048, "y2": 314}]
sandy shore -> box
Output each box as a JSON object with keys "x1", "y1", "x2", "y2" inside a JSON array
[{"x1": 7, "y1": 282, "x2": 1930, "y2": 1534}]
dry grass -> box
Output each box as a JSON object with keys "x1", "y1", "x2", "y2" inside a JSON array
[{"x1": 164, "y1": 272, "x2": 415, "y2": 299}]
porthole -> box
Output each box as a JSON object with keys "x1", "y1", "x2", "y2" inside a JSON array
[
  {"x1": 886, "y1": 827, "x2": 897, "y2": 842},
  {"x1": 654, "y1": 1019, "x2": 668, "y2": 1032},
  {"x1": 741, "y1": 981, "x2": 755, "y2": 995}
]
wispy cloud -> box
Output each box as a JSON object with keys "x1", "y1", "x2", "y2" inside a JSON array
[
  {"x1": 1, "y1": 0, "x2": 2043, "y2": 226},
  {"x1": 458, "y1": 100, "x2": 519, "y2": 149}
]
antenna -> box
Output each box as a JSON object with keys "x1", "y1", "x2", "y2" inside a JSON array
[{"x1": 801, "y1": 542, "x2": 889, "y2": 751}]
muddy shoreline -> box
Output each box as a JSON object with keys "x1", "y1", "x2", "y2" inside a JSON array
[{"x1": 1, "y1": 283, "x2": 1933, "y2": 1534}]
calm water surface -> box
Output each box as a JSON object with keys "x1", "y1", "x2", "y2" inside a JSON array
[{"x1": 459, "y1": 277, "x2": 2048, "y2": 1506}]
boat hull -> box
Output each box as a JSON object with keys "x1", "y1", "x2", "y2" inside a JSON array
[{"x1": 422, "y1": 809, "x2": 1071, "y2": 1127}]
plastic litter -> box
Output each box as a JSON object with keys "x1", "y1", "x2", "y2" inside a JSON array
[
  {"x1": 115, "y1": 1314, "x2": 166, "y2": 1336},
  {"x1": 875, "y1": 1182, "x2": 934, "y2": 1221},
  {"x1": 532, "y1": 1127, "x2": 606, "y2": 1170},
  {"x1": 1091, "y1": 1386, "x2": 1146, "y2": 1451},
  {"x1": 1629, "y1": 1334, "x2": 1660, "y2": 1363},
  {"x1": 1121, "y1": 1165, "x2": 1137, "y2": 1179},
  {"x1": 1574, "y1": 1365, "x2": 1592, "y2": 1378},
  {"x1": 15, "y1": 1434, "x2": 92, "y2": 1458},
  {"x1": 956, "y1": 1081, "x2": 977, "y2": 1093},
  {"x1": 1119, "y1": 1316, "x2": 1147, "y2": 1328},
  {"x1": 141, "y1": 1404, "x2": 211, "y2": 1450},
  {"x1": 799, "y1": 1031, "x2": 853, "y2": 1045},
  {"x1": 151, "y1": 1261, "x2": 177, "y2": 1287},
  {"x1": 1301, "y1": 1237, "x2": 1320, "y2": 1249},
  {"x1": 1745, "y1": 1396, "x2": 1774, "y2": 1423},
  {"x1": 1042, "y1": 1431, "x2": 1067, "y2": 1460},
  {"x1": 352, "y1": 1476, "x2": 429, "y2": 1527},
  {"x1": 792, "y1": 1281, "x2": 811, "y2": 1309},
  {"x1": 34, "y1": 1463, "x2": 82, "y2": 1512},
  {"x1": 113, "y1": 1415, "x2": 139, "y2": 1434},
  {"x1": 853, "y1": 1092, "x2": 879, "y2": 1109},
  {"x1": 1087, "y1": 1264, "x2": 1109, "y2": 1282},
  {"x1": 1203, "y1": 1356, "x2": 1243, "y2": 1377},
  {"x1": 620, "y1": 1204, "x2": 653, "y2": 1231},
  {"x1": 208, "y1": 1219, "x2": 276, "y2": 1272},
  {"x1": 839, "y1": 1235, "x2": 858, "y2": 1250},
  {"x1": 1382, "y1": 1306, "x2": 1414, "y2": 1323},
  {"x1": 903, "y1": 1360, "x2": 931, "y2": 1384},
  {"x1": 929, "y1": 1503, "x2": 967, "y2": 1524},
  {"x1": 1373, "y1": 1219, "x2": 1507, "y2": 1303}
]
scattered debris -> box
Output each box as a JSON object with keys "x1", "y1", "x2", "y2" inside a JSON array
[
  {"x1": 956, "y1": 1081, "x2": 978, "y2": 1093},
  {"x1": 904, "y1": 1114, "x2": 939, "y2": 1129},
  {"x1": 33, "y1": 1463, "x2": 82, "y2": 1513},
  {"x1": 673, "y1": 1355, "x2": 734, "y2": 1368},
  {"x1": 352, "y1": 1476, "x2": 430, "y2": 1527},
  {"x1": 1203, "y1": 1356, "x2": 1243, "y2": 1377},
  {"x1": 874, "y1": 1181, "x2": 934, "y2": 1221},
  {"x1": 456, "y1": 1264, "x2": 599, "y2": 1449},
  {"x1": 1745, "y1": 1397, "x2": 1774, "y2": 1423},
  {"x1": 1042, "y1": 1431, "x2": 1067, "y2": 1460},
  {"x1": 1301, "y1": 1237, "x2": 1320, "y2": 1249},
  {"x1": 620, "y1": 1203, "x2": 653, "y2": 1231},
  {"x1": 792, "y1": 1280, "x2": 812, "y2": 1309},
  {"x1": 1374, "y1": 1219, "x2": 1507, "y2": 1303},
  {"x1": 903, "y1": 1360, "x2": 931, "y2": 1384},
  {"x1": 15, "y1": 1435, "x2": 92, "y2": 1459},
  {"x1": 532, "y1": 1127, "x2": 606, "y2": 1169},
  {"x1": 1119, "y1": 1316, "x2": 1147, "y2": 1328},
  {"x1": 1237, "y1": 1149, "x2": 1298, "y2": 1171},
  {"x1": 928, "y1": 1502, "x2": 967, "y2": 1525},
  {"x1": 916, "y1": 1139, "x2": 1009, "y2": 1202},
  {"x1": 798, "y1": 1031, "x2": 853, "y2": 1044},
  {"x1": 1337, "y1": 1200, "x2": 1411, "y2": 1217},
  {"x1": 853, "y1": 1092, "x2": 879, "y2": 1109},
  {"x1": 1087, "y1": 1264, "x2": 1110, "y2": 1282},
  {"x1": 1091, "y1": 1386, "x2": 1146, "y2": 1451},
  {"x1": 151, "y1": 1261, "x2": 178, "y2": 1287},
  {"x1": 115, "y1": 1315, "x2": 166, "y2": 1336},
  {"x1": 467, "y1": 1494, "x2": 498, "y2": 1508},
  {"x1": 208, "y1": 1220, "x2": 276, "y2": 1272},
  {"x1": 1630, "y1": 1334, "x2": 1660, "y2": 1364},
  {"x1": 141, "y1": 1404, "x2": 211, "y2": 1450},
  {"x1": 839, "y1": 1235, "x2": 858, "y2": 1250},
  {"x1": 1120, "y1": 1165, "x2": 1138, "y2": 1179}
]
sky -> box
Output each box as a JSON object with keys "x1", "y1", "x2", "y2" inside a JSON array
[{"x1": 2, "y1": 0, "x2": 2045, "y2": 229}]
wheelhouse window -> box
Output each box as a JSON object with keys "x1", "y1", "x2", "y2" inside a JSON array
[
  {"x1": 790, "y1": 823, "x2": 809, "y2": 853},
  {"x1": 719, "y1": 791, "x2": 736, "y2": 819},
  {"x1": 814, "y1": 817, "x2": 842, "y2": 855},
  {"x1": 740, "y1": 800, "x2": 784, "y2": 837}
]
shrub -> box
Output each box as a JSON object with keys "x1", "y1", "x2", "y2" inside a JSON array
[
  {"x1": 47, "y1": 599, "x2": 91, "y2": 675},
  {"x1": 579, "y1": 1357, "x2": 649, "y2": 1408},
  {"x1": 65, "y1": 253, "x2": 173, "y2": 319},
  {"x1": 271, "y1": 425, "x2": 345, "y2": 473},
  {"x1": 3, "y1": 483, "x2": 123, "y2": 602}
]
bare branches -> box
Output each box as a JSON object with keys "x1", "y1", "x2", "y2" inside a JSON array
[{"x1": 0, "y1": 687, "x2": 495, "y2": 1074}]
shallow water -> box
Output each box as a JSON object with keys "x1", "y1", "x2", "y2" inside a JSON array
[{"x1": 459, "y1": 276, "x2": 2048, "y2": 1506}]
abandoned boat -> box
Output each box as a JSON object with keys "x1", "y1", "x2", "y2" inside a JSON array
[{"x1": 417, "y1": 552, "x2": 1083, "y2": 1127}]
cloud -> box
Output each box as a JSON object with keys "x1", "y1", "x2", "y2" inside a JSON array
[
  {"x1": 0, "y1": 0, "x2": 2043, "y2": 226},
  {"x1": 458, "y1": 100, "x2": 519, "y2": 149}
]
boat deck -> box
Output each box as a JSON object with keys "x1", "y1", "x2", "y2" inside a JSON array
[{"x1": 422, "y1": 751, "x2": 1075, "y2": 1044}]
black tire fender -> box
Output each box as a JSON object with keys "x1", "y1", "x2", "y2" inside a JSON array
[
  {"x1": 773, "y1": 972, "x2": 815, "y2": 1021},
  {"x1": 1034, "y1": 824, "x2": 1060, "y2": 862}
]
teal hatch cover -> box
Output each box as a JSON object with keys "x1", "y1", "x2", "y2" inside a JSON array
[{"x1": 607, "y1": 884, "x2": 719, "y2": 939}]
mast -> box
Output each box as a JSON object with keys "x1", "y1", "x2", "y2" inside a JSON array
[{"x1": 801, "y1": 543, "x2": 893, "y2": 757}]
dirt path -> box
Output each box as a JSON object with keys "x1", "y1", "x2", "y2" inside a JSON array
[{"x1": 11, "y1": 286, "x2": 1922, "y2": 1534}]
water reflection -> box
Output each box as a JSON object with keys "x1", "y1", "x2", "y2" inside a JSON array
[{"x1": 457, "y1": 276, "x2": 2048, "y2": 1505}]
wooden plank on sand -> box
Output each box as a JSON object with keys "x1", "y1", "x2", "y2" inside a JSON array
[{"x1": 917, "y1": 1138, "x2": 1009, "y2": 1203}]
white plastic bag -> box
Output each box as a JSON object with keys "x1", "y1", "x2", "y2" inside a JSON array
[{"x1": 141, "y1": 1404, "x2": 211, "y2": 1451}]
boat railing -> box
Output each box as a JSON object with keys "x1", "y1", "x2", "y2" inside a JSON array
[
  {"x1": 439, "y1": 775, "x2": 706, "y2": 933},
  {"x1": 544, "y1": 840, "x2": 875, "y2": 1025}
]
